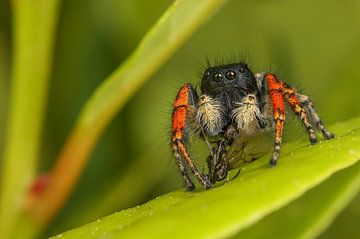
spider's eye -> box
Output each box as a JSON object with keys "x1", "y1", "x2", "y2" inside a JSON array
[
  {"x1": 226, "y1": 70, "x2": 236, "y2": 80},
  {"x1": 205, "y1": 71, "x2": 210, "y2": 78},
  {"x1": 213, "y1": 73, "x2": 223, "y2": 82},
  {"x1": 239, "y1": 67, "x2": 245, "y2": 73}
]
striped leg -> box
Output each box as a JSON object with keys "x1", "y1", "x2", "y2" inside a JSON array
[
  {"x1": 172, "y1": 148, "x2": 195, "y2": 191},
  {"x1": 296, "y1": 93, "x2": 334, "y2": 140},
  {"x1": 172, "y1": 84, "x2": 212, "y2": 190},
  {"x1": 265, "y1": 74, "x2": 286, "y2": 166},
  {"x1": 282, "y1": 85, "x2": 318, "y2": 144},
  {"x1": 263, "y1": 73, "x2": 334, "y2": 166}
]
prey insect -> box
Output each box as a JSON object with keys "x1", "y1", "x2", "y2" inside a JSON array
[
  {"x1": 206, "y1": 129, "x2": 273, "y2": 184},
  {"x1": 171, "y1": 62, "x2": 334, "y2": 191}
]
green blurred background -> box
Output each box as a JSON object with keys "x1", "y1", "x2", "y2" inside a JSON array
[{"x1": 1, "y1": 0, "x2": 360, "y2": 237}]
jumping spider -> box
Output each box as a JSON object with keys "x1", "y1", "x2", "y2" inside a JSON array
[{"x1": 171, "y1": 62, "x2": 334, "y2": 191}]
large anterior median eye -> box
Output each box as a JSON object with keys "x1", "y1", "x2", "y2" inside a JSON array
[
  {"x1": 226, "y1": 70, "x2": 236, "y2": 80},
  {"x1": 213, "y1": 72, "x2": 223, "y2": 82}
]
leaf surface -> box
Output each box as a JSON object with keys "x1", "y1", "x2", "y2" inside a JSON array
[
  {"x1": 234, "y1": 160, "x2": 360, "y2": 239},
  {"x1": 53, "y1": 118, "x2": 360, "y2": 239}
]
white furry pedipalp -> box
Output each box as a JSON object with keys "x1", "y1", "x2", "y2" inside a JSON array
[
  {"x1": 196, "y1": 95, "x2": 224, "y2": 136},
  {"x1": 232, "y1": 94, "x2": 262, "y2": 135}
]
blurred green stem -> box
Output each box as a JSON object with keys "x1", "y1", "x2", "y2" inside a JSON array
[
  {"x1": 0, "y1": 0, "x2": 60, "y2": 238},
  {"x1": 29, "y1": 0, "x2": 228, "y2": 229}
]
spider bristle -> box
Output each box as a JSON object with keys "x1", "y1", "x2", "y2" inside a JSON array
[
  {"x1": 203, "y1": 52, "x2": 254, "y2": 69},
  {"x1": 195, "y1": 61, "x2": 208, "y2": 79},
  {"x1": 206, "y1": 57, "x2": 211, "y2": 68},
  {"x1": 195, "y1": 53, "x2": 266, "y2": 81}
]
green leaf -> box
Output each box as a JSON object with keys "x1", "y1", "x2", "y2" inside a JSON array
[
  {"x1": 233, "y1": 159, "x2": 360, "y2": 239},
  {"x1": 52, "y1": 117, "x2": 360, "y2": 238}
]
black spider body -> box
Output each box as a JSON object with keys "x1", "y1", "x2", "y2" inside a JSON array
[{"x1": 171, "y1": 62, "x2": 334, "y2": 191}]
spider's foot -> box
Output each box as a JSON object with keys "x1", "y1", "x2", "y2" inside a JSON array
[
  {"x1": 309, "y1": 130, "x2": 318, "y2": 144},
  {"x1": 310, "y1": 137, "x2": 318, "y2": 145},
  {"x1": 269, "y1": 159, "x2": 277, "y2": 167},
  {"x1": 269, "y1": 148, "x2": 279, "y2": 167},
  {"x1": 324, "y1": 131, "x2": 335, "y2": 140},
  {"x1": 185, "y1": 179, "x2": 196, "y2": 191},
  {"x1": 202, "y1": 175, "x2": 213, "y2": 189}
]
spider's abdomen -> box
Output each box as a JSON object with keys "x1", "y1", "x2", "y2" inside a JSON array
[{"x1": 196, "y1": 95, "x2": 225, "y2": 136}]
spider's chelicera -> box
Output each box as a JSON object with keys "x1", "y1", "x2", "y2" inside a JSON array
[{"x1": 171, "y1": 62, "x2": 334, "y2": 191}]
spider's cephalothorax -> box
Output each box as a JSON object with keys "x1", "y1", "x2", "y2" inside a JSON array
[{"x1": 171, "y1": 62, "x2": 334, "y2": 191}]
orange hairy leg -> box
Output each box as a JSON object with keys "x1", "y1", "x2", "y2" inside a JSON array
[
  {"x1": 265, "y1": 73, "x2": 286, "y2": 166},
  {"x1": 172, "y1": 84, "x2": 212, "y2": 190},
  {"x1": 282, "y1": 84, "x2": 318, "y2": 144},
  {"x1": 265, "y1": 73, "x2": 334, "y2": 166}
]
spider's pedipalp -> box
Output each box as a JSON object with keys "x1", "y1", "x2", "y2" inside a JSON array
[
  {"x1": 171, "y1": 83, "x2": 212, "y2": 190},
  {"x1": 196, "y1": 95, "x2": 225, "y2": 136},
  {"x1": 231, "y1": 94, "x2": 265, "y2": 135}
]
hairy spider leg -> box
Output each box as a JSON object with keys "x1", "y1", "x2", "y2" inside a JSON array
[
  {"x1": 171, "y1": 84, "x2": 212, "y2": 190},
  {"x1": 295, "y1": 93, "x2": 334, "y2": 140},
  {"x1": 282, "y1": 84, "x2": 318, "y2": 144},
  {"x1": 265, "y1": 73, "x2": 285, "y2": 166},
  {"x1": 265, "y1": 73, "x2": 335, "y2": 166}
]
